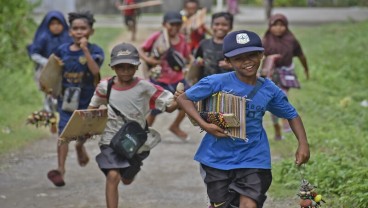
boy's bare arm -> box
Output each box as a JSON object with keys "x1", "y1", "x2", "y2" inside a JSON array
[
  {"x1": 288, "y1": 116, "x2": 310, "y2": 166},
  {"x1": 298, "y1": 55, "x2": 309, "y2": 80},
  {"x1": 165, "y1": 90, "x2": 183, "y2": 112},
  {"x1": 80, "y1": 37, "x2": 100, "y2": 76},
  {"x1": 138, "y1": 48, "x2": 160, "y2": 66}
]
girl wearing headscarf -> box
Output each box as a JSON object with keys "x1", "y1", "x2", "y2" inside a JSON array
[
  {"x1": 27, "y1": 11, "x2": 72, "y2": 133},
  {"x1": 28, "y1": 10, "x2": 72, "y2": 87},
  {"x1": 262, "y1": 13, "x2": 309, "y2": 140}
]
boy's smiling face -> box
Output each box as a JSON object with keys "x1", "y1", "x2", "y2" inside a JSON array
[
  {"x1": 164, "y1": 22, "x2": 182, "y2": 37},
  {"x1": 212, "y1": 16, "x2": 232, "y2": 40},
  {"x1": 227, "y1": 52, "x2": 263, "y2": 78}
]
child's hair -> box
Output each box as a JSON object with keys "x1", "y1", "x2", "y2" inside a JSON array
[
  {"x1": 68, "y1": 11, "x2": 96, "y2": 27},
  {"x1": 184, "y1": 0, "x2": 199, "y2": 7},
  {"x1": 211, "y1": 12, "x2": 234, "y2": 29},
  {"x1": 49, "y1": 17, "x2": 62, "y2": 24}
]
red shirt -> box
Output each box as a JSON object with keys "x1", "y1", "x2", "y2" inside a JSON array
[
  {"x1": 189, "y1": 25, "x2": 207, "y2": 52},
  {"x1": 123, "y1": 0, "x2": 136, "y2": 16},
  {"x1": 142, "y1": 31, "x2": 190, "y2": 84}
]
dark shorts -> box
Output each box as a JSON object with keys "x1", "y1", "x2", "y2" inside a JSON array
[
  {"x1": 149, "y1": 79, "x2": 190, "y2": 116},
  {"x1": 96, "y1": 145, "x2": 149, "y2": 179},
  {"x1": 200, "y1": 164, "x2": 272, "y2": 208},
  {"x1": 124, "y1": 15, "x2": 136, "y2": 27}
]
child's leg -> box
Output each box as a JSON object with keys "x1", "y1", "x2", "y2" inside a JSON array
[
  {"x1": 106, "y1": 169, "x2": 121, "y2": 208},
  {"x1": 57, "y1": 142, "x2": 69, "y2": 175},
  {"x1": 235, "y1": 169, "x2": 272, "y2": 208},
  {"x1": 169, "y1": 109, "x2": 189, "y2": 140},
  {"x1": 271, "y1": 114, "x2": 282, "y2": 140},
  {"x1": 280, "y1": 87, "x2": 291, "y2": 132},
  {"x1": 239, "y1": 195, "x2": 257, "y2": 208},
  {"x1": 130, "y1": 19, "x2": 137, "y2": 41},
  {"x1": 121, "y1": 151, "x2": 149, "y2": 185},
  {"x1": 75, "y1": 139, "x2": 89, "y2": 167},
  {"x1": 282, "y1": 118, "x2": 292, "y2": 132}
]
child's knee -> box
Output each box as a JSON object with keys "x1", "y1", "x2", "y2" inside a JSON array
[
  {"x1": 239, "y1": 195, "x2": 257, "y2": 208},
  {"x1": 106, "y1": 170, "x2": 121, "y2": 184}
]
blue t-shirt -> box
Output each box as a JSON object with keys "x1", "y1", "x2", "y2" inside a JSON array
[
  {"x1": 55, "y1": 42, "x2": 104, "y2": 108},
  {"x1": 185, "y1": 72, "x2": 298, "y2": 170}
]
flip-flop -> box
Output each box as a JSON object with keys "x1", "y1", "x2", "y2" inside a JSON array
[{"x1": 47, "y1": 170, "x2": 65, "y2": 187}]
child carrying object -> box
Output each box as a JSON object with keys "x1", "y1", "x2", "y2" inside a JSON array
[
  {"x1": 181, "y1": 0, "x2": 211, "y2": 53},
  {"x1": 88, "y1": 42, "x2": 182, "y2": 208},
  {"x1": 140, "y1": 11, "x2": 192, "y2": 141},
  {"x1": 47, "y1": 11, "x2": 104, "y2": 187},
  {"x1": 28, "y1": 10, "x2": 72, "y2": 88},
  {"x1": 115, "y1": 0, "x2": 140, "y2": 41},
  {"x1": 27, "y1": 10, "x2": 72, "y2": 132},
  {"x1": 177, "y1": 30, "x2": 310, "y2": 208}
]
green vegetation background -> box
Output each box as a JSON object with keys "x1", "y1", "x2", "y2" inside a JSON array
[{"x1": 0, "y1": 0, "x2": 367, "y2": 207}]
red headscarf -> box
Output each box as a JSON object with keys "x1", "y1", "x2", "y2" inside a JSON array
[{"x1": 262, "y1": 13, "x2": 303, "y2": 67}]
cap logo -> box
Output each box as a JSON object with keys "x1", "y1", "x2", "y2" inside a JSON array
[
  {"x1": 236, "y1": 33, "x2": 250, "y2": 44},
  {"x1": 117, "y1": 50, "x2": 131, "y2": 56}
]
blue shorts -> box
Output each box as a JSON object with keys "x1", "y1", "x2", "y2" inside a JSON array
[
  {"x1": 200, "y1": 164, "x2": 272, "y2": 208},
  {"x1": 149, "y1": 79, "x2": 190, "y2": 116}
]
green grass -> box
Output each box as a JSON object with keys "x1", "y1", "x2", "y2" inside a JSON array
[
  {"x1": 265, "y1": 21, "x2": 368, "y2": 207},
  {"x1": 90, "y1": 27, "x2": 123, "y2": 78},
  {"x1": 0, "y1": 27, "x2": 122, "y2": 154}
]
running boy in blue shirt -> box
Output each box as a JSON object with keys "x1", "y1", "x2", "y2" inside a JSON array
[{"x1": 177, "y1": 30, "x2": 310, "y2": 208}]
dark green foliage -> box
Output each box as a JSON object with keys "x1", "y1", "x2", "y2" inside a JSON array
[{"x1": 0, "y1": 0, "x2": 37, "y2": 70}]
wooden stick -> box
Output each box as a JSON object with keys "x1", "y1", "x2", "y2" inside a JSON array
[{"x1": 118, "y1": 0, "x2": 162, "y2": 10}]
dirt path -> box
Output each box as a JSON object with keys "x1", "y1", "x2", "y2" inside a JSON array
[{"x1": 0, "y1": 26, "x2": 293, "y2": 208}]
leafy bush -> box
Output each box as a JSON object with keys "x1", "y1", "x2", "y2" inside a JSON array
[{"x1": 0, "y1": 0, "x2": 37, "y2": 71}]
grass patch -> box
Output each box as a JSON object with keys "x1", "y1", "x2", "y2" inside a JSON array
[
  {"x1": 90, "y1": 27, "x2": 123, "y2": 78},
  {"x1": 266, "y1": 21, "x2": 368, "y2": 207},
  {"x1": 0, "y1": 27, "x2": 122, "y2": 154}
]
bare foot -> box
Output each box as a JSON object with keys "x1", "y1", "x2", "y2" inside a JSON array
[
  {"x1": 75, "y1": 145, "x2": 89, "y2": 167},
  {"x1": 169, "y1": 126, "x2": 189, "y2": 141},
  {"x1": 121, "y1": 177, "x2": 134, "y2": 185}
]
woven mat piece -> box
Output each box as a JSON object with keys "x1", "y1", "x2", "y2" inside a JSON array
[{"x1": 190, "y1": 92, "x2": 247, "y2": 140}]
